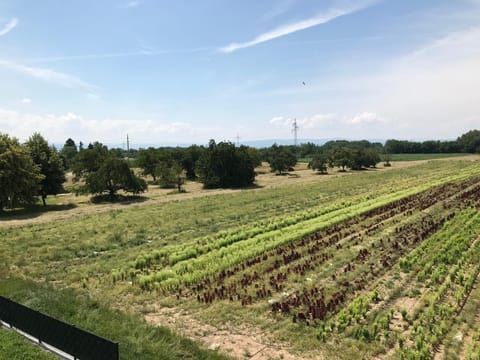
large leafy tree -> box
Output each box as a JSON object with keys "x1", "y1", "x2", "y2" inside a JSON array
[
  {"x1": 71, "y1": 142, "x2": 110, "y2": 180},
  {"x1": 60, "y1": 138, "x2": 78, "y2": 169},
  {"x1": 73, "y1": 143, "x2": 147, "y2": 198},
  {"x1": 457, "y1": 130, "x2": 480, "y2": 153},
  {"x1": 332, "y1": 147, "x2": 353, "y2": 171},
  {"x1": 308, "y1": 153, "x2": 329, "y2": 174},
  {"x1": 0, "y1": 134, "x2": 43, "y2": 211},
  {"x1": 181, "y1": 145, "x2": 204, "y2": 180},
  {"x1": 137, "y1": 147, "x2": 161, "y2": 182},
  {"x1": 26, "y1": 133, "x2": 66, "y2": 206},
  {"x1": 267, "y1": 144, "x2": 297, "y2": 174},
  {"x1": 196, "y1": 140, "x2": 255, "y2": 188},
  {"x1": 84, "y1": 157, "x2": 147, "y2": 198}
]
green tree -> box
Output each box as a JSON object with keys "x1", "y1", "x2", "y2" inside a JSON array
[
  {"x1": 181, "y1": 145, "x2": 204, "y2": 180},
  {"x1": 308, "y1": 153, "x2": 329, "y2": 174},
  {"x1": 0, "y1": 134, "x2": 43, "y2": 211},
  {"x1": 196, "y1": 140, "x2": 255, "y2": 188},
  {"x1": 156, "y1": 161, "x2": 186, "y2": 192},
  {"x1": 457, "y1": 130, "x2": 480, "y2": 153},
  {"x1": 332, "y1": 147, "x2": 352, "y2": 171},
  {"x1": 26, "y1": 133, "x2": 66, "y2": 206},
  {"x1": 84, "y1": 157, "x2": 147, "y2": 198},
  {"x1": 72, "y1": 142, "x2": 110, "y2": 180},
  {"x1": 137, "y1": 147, "x2": 161, "y2": 182},
  {"x1": 60, "y1": 138, "x2": 78, "y2": 169},
  {"x1": 268, "y1": 144, "x2": 297, "y2": 174},
  {"x1": 245, "y1": 146, "x2": 262, "y2": 168}
]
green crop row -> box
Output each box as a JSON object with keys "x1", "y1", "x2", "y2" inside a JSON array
[
  {"x1": 132, "y1": 170, "x2": 480, "y2": 291},
  {"x1": 399, "y1": 210, "x2": 480, "y2": 359}
]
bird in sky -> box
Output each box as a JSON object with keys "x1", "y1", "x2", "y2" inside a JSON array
[{"x1": 302, "y1": 81, "x2": 306, "y2": 85}]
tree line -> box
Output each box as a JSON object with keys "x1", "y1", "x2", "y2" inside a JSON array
[{"x1": 2, "y1": 129, "x2": 479, "y2": 211}]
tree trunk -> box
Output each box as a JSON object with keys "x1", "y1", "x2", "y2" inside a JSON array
[{"x1": 42, "y1": 194, "x2": 47, "y2": 207}]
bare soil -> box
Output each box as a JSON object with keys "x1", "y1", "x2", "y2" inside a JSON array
[{"x1": 145, "y1": 306, "x2": 309, "y2": 360}]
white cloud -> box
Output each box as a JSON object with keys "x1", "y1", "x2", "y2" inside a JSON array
[
  {"x1": 372, "y1": 26, "x2": 480, "y2": 138},
  {"x1": 220, "y1": 2, "x2": 377, "y2": 53},
  {"x1": 269, "y1": 116, "x2": 291, "y2": 127},
  {"x1": 0, "y1": 18, "x2": 18, "y2": 37},
  {"x1": 21, "y1": 98, "x2": 32, "y2": 104},
  {"x1": 347, "y1": 112, "x2": 384, "y2": 125},
  {"x1": 270, "y1": 113, "x2": 337, "y2": 129},
  {"x1": 0, "y1": 108, "x2": 203, "y2": 144},
  {"x1": 0, "y1": 60, "x2": 99, "y2": 94}
]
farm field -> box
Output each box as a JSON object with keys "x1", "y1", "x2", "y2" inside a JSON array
[
  {"x1": 388, "y1": 153, "x2": 470, "y2": 161},
  {"x1": 1, "y1": 159, "x2": 480, "y2": 359}
]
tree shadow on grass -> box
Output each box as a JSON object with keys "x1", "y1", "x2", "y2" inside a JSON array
[
  {"x1": 0, "y1": 203, "x2": 77, "y2": 221},
  {"x1": 275, "y1": 172, "x2": 300, "y2": 178},
  {"x1": 90, "y1": 194, "x2": 148, "y2": 205}
]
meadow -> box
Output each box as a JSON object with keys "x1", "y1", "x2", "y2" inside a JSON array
[{"x1": 1, "y1": 158, "x2": 480, "y2": 359}]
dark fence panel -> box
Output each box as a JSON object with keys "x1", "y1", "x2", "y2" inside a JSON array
[{"x1": 0, "y1": 296, "x2": 118, "y2": 360}]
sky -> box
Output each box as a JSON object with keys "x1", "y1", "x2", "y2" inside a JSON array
[{"x1": 0, "y1": 0, "x2": 480, "y2": 146}]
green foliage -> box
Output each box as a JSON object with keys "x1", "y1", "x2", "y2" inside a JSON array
[
  {"x1": 457, "y1": 129, "x2": 480, "y2": 153},
  {"x1": 84, "y1": 157, "x2": 147, "y2": 197},
  {"x1": 59, "y1": 138, "x2": 78, "y2": 169},
  {"x1": 137, "y1": 147, "x2": 161, "y2": 182},
  {"x1": 332, "y1": 147, "x2": 352, "y2": 171},
  {"x1": 196, "y1": 140, "x2": 256, "y2": 188},
  {"x1": 0, "y1": 133, "x2": 43, "y2": 211},
  {"x1": 308, "y1": 153, "x2": 329, "y2": 174},
  {"x1": 72, "y1": 141, "x2": 110, "y2": 180},
  {"x1": 25, "y1": 133, "x2": 66, "y2": 206},
  {"x1": 267, "y1": 144, "x2": 297, "y2": 174}
]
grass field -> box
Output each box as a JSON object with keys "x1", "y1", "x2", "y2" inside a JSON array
[
  {"x1": 388, "y1": 153, "x2": 469, "y2": 161},
  {"x1": 0, "y1": 326, "x2": 58, "y2": 360},
  {"x1": 1, "y1": 158, "x2": 480, "y2": 359},
  {"x1": 298, "y1": 153, "x2": 471, "y2": 163}
]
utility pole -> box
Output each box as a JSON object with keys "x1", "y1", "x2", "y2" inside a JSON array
[
  {"x1": 126, "y1": 134, "x2": 130, "y2": 160},
  {"x1": 235, "y1": 133, "x2": 241, "y2": 147},
  {"x1": 292, "y1": 118, "x2": 299, "y2": 147}
]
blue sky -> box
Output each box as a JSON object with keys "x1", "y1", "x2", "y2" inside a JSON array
[{"x1": 0, "y1": 0, "x2": 479, "y2": 146}]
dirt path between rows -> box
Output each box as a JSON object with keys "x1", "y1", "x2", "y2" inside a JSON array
[{"x1": 145, "y1": 306, "x2": 316, "y2": 360}]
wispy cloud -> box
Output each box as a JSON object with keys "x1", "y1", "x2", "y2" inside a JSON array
[
  {"x1": 261, "y1": 0, "x2": 294, "y2": 22},
  {"x1": 220, "y1": 2, "x2": 376, "y2": 53},
  {"x1": 21, "y1": 98, "x2": 32, "y2": 104},
  {"x1": 26, "y1": 47, "x2": 212, "y2": 63},
  {"x1": 124, "y1": 0, "x2": 142, "y2": 8},
  {"x1": 0, "y1": 59, "x2": 99, "y2": 93},
  {"x1": 0, "y1": 18, "x2": 18, "y2": 37}
]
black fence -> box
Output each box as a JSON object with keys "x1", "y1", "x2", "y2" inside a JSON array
[{"x1": 0, "y1": 296, "x2": 118, "y2": 360}]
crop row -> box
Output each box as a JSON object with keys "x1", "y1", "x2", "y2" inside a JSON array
[
  {"x1": 112, "y1": 165, "x2": 480, "y2": 283},
  {"x1": 191, "y1": 177, "x2": 480, "y2": 315},
  {"x1": 120, "y1": 170, "x2": 480, "y2": 291},
  {"x1": 321, "y1": 209, "x2": 480, "y2": 358}
]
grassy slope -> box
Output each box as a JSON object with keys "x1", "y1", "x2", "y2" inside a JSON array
[
  {"x1": 0, "y1": 278, "x2": 228, "y2": 360},
  {"x1": 388, "y1": 153, "x2": 468, "y2": 161},
  {"x1": 0, "y1": 327, "x2": 58, "y2": 360}
]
